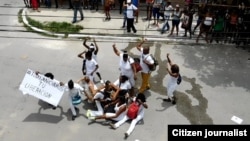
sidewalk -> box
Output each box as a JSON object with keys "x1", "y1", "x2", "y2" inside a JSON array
[{"x1": 22, "y1": 7, "x2": 198, "y2": 42}]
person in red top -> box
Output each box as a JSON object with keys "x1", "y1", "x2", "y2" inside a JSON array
[
  {"x1": 104, "y1": 0, "x2": 113, "y2": 20},
  {"x1": 228, "y1": 10, "x2": 238, "y2": 43},
  {"x1": 31, "y1": 0, "x2": 40, "y2": 12}
]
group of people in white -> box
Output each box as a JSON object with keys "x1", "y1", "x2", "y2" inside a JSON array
[
  {"x1": 35, "y1": 37, "x2": 180, "y2": 138},
  {"x1": 74, "y1": 37, "x2": 150, "y2": 138}
]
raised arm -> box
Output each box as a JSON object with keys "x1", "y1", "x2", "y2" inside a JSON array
[
  {"x1": 136, "y1": 38, "x2": 147, "y2": 51},
  {"x1": 111, "y1": 87, "x2": 121, "y2": 101},
  {"x1": 123, "y1": 0, "x2": 127, "y2": 7},
  {"x1": 166, "y1": 54, "x2": 179, "y2": 78},
  {"x1": 166, "y1": 53, "x2": 173, "y2": 66},
  {"x1": 130, "y1": 58, "x2": 137, "y2": 80},
  {"x1": 112, "y1": 43, "x2": 121, "y2": 56},
  {"x1": 93, "y1": 38, "x2": 99, "y2": 55},
  {"x1": 77, "y1": 51, "x2": 87, "y2": 59},
  {"x1": 138, "y1": 99, "x2": 148, "y2": 109},
  {"x1": 83, "y1": 37, "x2": 91, "y2": 50}
]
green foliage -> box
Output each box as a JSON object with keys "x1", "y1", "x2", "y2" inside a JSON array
[{"x1": 26, "y1": 16, "x2": 83, "y2": 34}]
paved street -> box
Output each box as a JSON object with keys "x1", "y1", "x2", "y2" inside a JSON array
[{"x1": 0, "y1": 1, "x2": 250, "y2": 141}]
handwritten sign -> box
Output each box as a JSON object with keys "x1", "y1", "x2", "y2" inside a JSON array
[{"x1": 19, "y1": 69, "x2": 64, "y2": 107}]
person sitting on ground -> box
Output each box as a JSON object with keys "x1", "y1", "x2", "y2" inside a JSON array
[
  {"x1": 87, "y1": 95, "x2": 127, "y2": 123},
  {"x1": 84, "y1": 80, "x2": 116, "y2": 117},
  {"x1": 113, "y1": 75, "x2": 132, "y2": 100},
  {"x1": 110, "y1": 93, "x2": 148, "y2": 139},
  {"x1": 77, "y1": 76, "x2": 98, "y2": 97}
]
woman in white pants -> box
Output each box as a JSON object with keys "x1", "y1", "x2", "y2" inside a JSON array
[
  {"x1": 163, "y1": 53, "x2": 180, "y2": 104},
  {"x1": 110, "y1": 93, "x2": 148, "y2": 138}
]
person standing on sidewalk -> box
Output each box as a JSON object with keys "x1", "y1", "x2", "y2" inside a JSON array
[
  {"x1": 72, "y1": 0, "x2": 84, "y2": 23},
  {"x1": 119, "y1": 0, "x2": 125, "y2": 14},
  {"x1": 136, "y1": 38, "x2": 154, "y2": 93},
  {"x1": 132, "y1": 0, "x2": 139, "y2": 23},
  {"x1": 168, "y1": 4, "x2": 182, "y2": 36},
  {"x1": 145, "y1": 0, "x2": 154, "y2": 20},
  {"x1": 68, "y1": 0, "x2": 73, "y2": 9},
  {"x1": 124, "y1": 0, "x2": 137, "y2": 33},
  {"x1": 23, "y1": 0, "x2": 31, "y2": 7},
  {"x1": 31, "y1": 0, "x2": 40, "y2": 12},
  {"x1": 161, "y1": 1, "x2": 173, "y2": 34},
  {"x1": 104, "y1": 0, "x2": 113, "y2": 20},
  {"x1": 152, "y1": 0, "x2": 162, "y2": 27},
  {"x1": 122, "y1": 0, "x2": 127, "y2": 28}
]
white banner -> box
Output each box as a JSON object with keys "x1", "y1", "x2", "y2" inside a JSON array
[{"x1": 19, "y1": 69, "x2": 64, "y2": 107}]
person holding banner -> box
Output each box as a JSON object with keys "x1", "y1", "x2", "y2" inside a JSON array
[
  {"x1": 19, "y1": 69, "x2": 65, "y2": 109},
  {"x1": 64, "y1": 79, "x2": 84, "y2": 121},
  {"x1": 35, "y1": 71, "x2": 63, "y2": 110}
]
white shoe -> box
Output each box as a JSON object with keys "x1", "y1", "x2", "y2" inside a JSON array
[
  {"x1": 86, "y1": 109, "x2": 91, "y2": 118},
  {"x1": 88, "y1": 116, "x2": 96, "y2": 120}
]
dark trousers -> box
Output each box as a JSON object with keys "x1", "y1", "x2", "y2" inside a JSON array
[
  {"x1": 68, "y1": 0, "x2": 73, "y2": 8},
  {"x1": 127, "y1": 18, "x2": 136, "y2": 32},
  {"x1": 55, "y1": 0, "x2": 58, "y2": 8},
  {"x1": 146, "y1": 3, "x2": 153, "y2": 19},
  {"x1": 119, "y1": 0, "x2": 124, "y2": 14}
]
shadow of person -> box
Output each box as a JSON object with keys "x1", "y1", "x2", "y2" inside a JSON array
[
  {"x1": 23, "y1": 102, "x2": 65, "y2": 124},
  {"x1": 155, "y1": 97, "x2": 173, "y2": 112}
]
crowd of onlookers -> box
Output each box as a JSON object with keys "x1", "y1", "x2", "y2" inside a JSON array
[{"x1": 24, "y1": 0, "x2": 250, "y2": 49}]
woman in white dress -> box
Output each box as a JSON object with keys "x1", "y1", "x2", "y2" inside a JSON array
[
  {"x1": 164, "y1": 53, "x2": 180, "y2": 104},
  {"x1": 112, "y1": 43, "x2": 137, "y2": 96}
]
